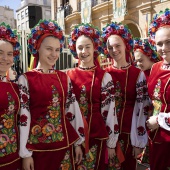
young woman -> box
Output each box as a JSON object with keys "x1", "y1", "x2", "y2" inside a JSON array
[
  {"x1": 134, "y1": 38, "x2": 160, "y2": 82},
  {"x1": 101, "y1": 22, "x2": 149, "y2": 170},
  {"x1": 0, "y1": 23, "x2": 21, "y2": 170},
  {"x1": 67, "y1": 23, "x2": 119, "y2": 170},
  {"x1": 18, "y1": 20, "x2": 85, "y2": 170},
  {"x1": 133, "y1": 38, "x2": 160, "y2": 166},
  {"x1": 146, "y1": 8, "x2": 170, "y2": 170}
]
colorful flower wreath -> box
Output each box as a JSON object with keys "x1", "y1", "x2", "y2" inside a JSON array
[
  {"x1": 68, "y1": 23, "x2": 103, "y2": 59},
  {"x1": 101, "y1": 22, "x2": 133, "y2": 58},
  {"x1": 28, "y1": 19, "x2": 65, "y2": 58},
  {"x1": 0, "y1": 22, "x2": 21, "y2": 61},
  {"x1": 134, "y1": 38, "x2": 160, "y2": 63},
  {"x1": 148, "y1": 8, "x2": 170, "y2": 50}
]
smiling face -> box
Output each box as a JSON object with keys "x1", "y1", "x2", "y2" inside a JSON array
[
  {"x1": 107, "y1": 35, "x2": 126, "y2": 63},
  {"x1": 76, "y1": 35, "x2": 94, "y2": 67},
  {"x1": 38, "y1": 36, "x2": 60, "y2": 70},
  {"x1": 155, "y1": 27, "x2": 170, "y2": 63},
  {"x1": 0, "y1": 40, "x2": 14, "y2": 76},
  {"x1": 134, "y1": 50, "x2": 154, "y2": 71}
]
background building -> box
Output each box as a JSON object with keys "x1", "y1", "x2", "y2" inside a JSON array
[
  {"x1": 16, "y1": 0, "x2": 51, "y2": 30},
  {"x1": 53, "y1": 0, "x2": 170, "y2": 39},
  {"x1": 0, "y1": 6, "x2": 16, "y2": 28}
]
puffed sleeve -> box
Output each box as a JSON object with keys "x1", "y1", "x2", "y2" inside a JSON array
[
  {"x1": 130, "y1": 71, "x2": 149, "y2": 148},
  {"x1": 18, "y1": 74, "x2": 32, "y2": 158},
  {"x1": 157, "y1": 112, "x2": 170, "y2": 131},
  {"x1": 101, "y1": 73, "x2": 119, "y2": 148},
  {"x1": 65, "y1": 76, "x2": 85, "y2": 146}
]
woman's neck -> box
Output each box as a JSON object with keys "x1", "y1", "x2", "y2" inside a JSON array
[
  {"x1": 79, "y1": 62, "x2": 95, "y2": 68},
  {"x1": 36, "y1": 64, "x2": 53, "y2": 73},
  {"x1": 113, "y1": 60, "x2": 129, "y2": 69}
]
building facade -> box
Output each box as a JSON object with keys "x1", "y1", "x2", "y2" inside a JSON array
[
  {"x1": 53, "y1": 0, "x2": 170, "y2": 39},
  {"x1": 16, "y1": 0, "x2": 51, "y2": 30},
  {"x1": 0, "y1": 6, "x2": 16, "y2": 29}
]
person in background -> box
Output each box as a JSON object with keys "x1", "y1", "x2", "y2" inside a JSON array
[
  {"x1": 67, "y1": 23, "x2": 119, "y2": 170},
  {"x1": 18, "y1": 19, "x2": 85, "y2": 170},
  {"x1": 101, "y1": 22, "x2": 149, "y2": 170},
  {"x1": 0, "y1": 23, "x2": 21, "y2": 170},
  {"x1": 133, "y1": 38, "x2": 160, "y2": 167},
  {"x1": 134, "y1": 38, "x2": 160, "y2": 82},
  {"x1": 146, "y1": 8, "x2": 170, "y2": 170}
]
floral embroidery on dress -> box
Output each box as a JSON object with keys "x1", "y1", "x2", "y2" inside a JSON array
[
  {"x1": 79, "y1": 85, "x2": 88, "y2": 118},
  {"x1": 59, "y1": 150, "x2": 72, "y2": 170},
  {"x1": 19, "y1": 84, "x2": 30, "y2": 111},
  {"x1": 78, "y1": 127, "x2": 85, "y2": 137},
  {"x1": 0, "y1": 92, "x2": 17, "y2": 157},
  {"x1": 102, "y1": 110, "x2": 108, "y2": 122},
  {"x1": 114, "y1": 81, "x2": 122, "y2": 118},
  {"x1": 65, "y1": 82, "x2": 76, "y2": 108},
  {"x1": 28, "y1": 85, "x2": 64, "y2": 144},
  {"x1": 165, "y1": 117, "x2": 170, "y2": 127},
  {"x1": 77, "y1": 145, "x2": 98, "y2": 170},
  {"x1": 65, "y1": 112, "x2": 75, "y2": 121},
  {"x1": 152, "y1": 79, "x2": 162, "y2": 116},
  {"x1": 114, "y1": 124, "x2": 119, "y2": 134},
  {"x1": 19, "y1": 114, "x2": 28, "y2": 126},
  {"x1": 101, "y1": 80, "x2": 114, "y2": 108},
  {"x1": 137, "y1": 126, "x2": 146, "y2": 136},
  {"x1": 143, "y1": 105, "x2": 150, "y2": 116},
  {"x1": 136, "y1": 80, "x2": 147, "y2": 103}
]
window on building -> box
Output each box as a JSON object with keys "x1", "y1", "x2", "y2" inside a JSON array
[
  {"x1": 18, "y1": 25, "x2": 21, "y2": 30},
  {"x1": 26, "y1": 21, "x2": 29, "y2": 29},
  {"x1": 21, "y1": 11, "x2": 24, "y2": 19},
  {"x1": 17, "y1": 14, "x2": 20, "y2": 20},
  {"x1": 43, "y1": 0, "x2": 47, "y2": 5},
  {"x1": 25, "y1": 8, "x2": 28, "y2": 16},
  {"x1": 21, "y1": 23, "x2": 25, "y2": 29}
]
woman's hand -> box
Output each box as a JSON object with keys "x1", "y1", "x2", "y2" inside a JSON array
[
  {"x1": 146, "y1": 116, "x2": 159, "y2": 131},
  {"x1": 132, "y1": 147, "x2": 143, "y2": 159},
  {"x1": 22, "y1": 157, "x2": 34, "y2": 170},
  {"x1": 108, "y1": 148, "x2": 116, "y2": 159},
  {"x1": 74, "y1": 145, "x2": 83, "y2": 165}
]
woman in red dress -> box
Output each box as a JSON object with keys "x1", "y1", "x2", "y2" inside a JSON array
[
  {"x1": 146, "y1": 8, "x2": 170, "y2": 170},
  {"x1": 18, "y1": 20, "x2": 85, "y2": 170},
  {"x1": 0, "y1": 23, "x2": 21, "y2": 170},
  {"x1": 67, "y1": 23, "x2": 119, "y2": 170},
  {"x1": 101, "y1": 22, "x2": 149, "y2": 170}
]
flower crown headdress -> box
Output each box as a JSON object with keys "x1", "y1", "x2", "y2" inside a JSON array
[
  {"x1": 134, "y1": 38, "x2": 160, "y2": 63},
  {"x1": 0, "y1": 22, "x2": 21, "y2": 61},
  {"x1": 148, "y1": 8, "x2": 170, "y2": 50},
  {"x1": 68, "y1": 23, "x2": 103, "y2": 59},
  {"x1": 28, "y1": 19, "x2": 65, "y2": 58},
  {"x1": 101, "y1": 22, "x2": 133, "y2": 58}
]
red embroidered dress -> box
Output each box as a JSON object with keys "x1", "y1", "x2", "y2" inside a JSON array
[
  {"x1": 18, "y1": 69, "x2": 84, "y2": 169},
  {"x1": 67, "y1": 66, "x2": 118, "y2": 169},
  {"x1": 148, "y1": 61, "x2": 170, "y2": 142},
  {"x1": 105, "y1": 64, "x2": 149, "y2": 170},
  {"x1": 0, "y1": 76, "x2": 21, "y2": 168}
]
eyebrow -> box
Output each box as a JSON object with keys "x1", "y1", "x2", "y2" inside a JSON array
[{"x1": 0, "y1": 49, "x2": 13, "y2": 53}]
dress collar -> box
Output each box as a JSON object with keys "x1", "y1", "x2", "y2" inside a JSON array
[
  {"x1": 34, "y1": 68, "x2": 55, "y2": 73},
  {"x1": 0, "y1": 75, "x2": 7, "y2": 82}
]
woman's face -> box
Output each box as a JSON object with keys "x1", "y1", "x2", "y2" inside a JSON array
[
  {"x1": 76, "y1": 35, "x2": 94, "y2": 66},
  {"x1": 107, "y1": 35, "x2": 126, "y2": 62},
  {"x1": 38, "y1": 36, "x2": 60, "y2": 68},
  {"x1": 155, "y1": 27, "x2": 170, "y2": 62},
  {"x1": 134, "y1": 50, "x2": 154, "y2": 71},
  {"x1": 0, "y1": 40, "x2": 13, "y2": 76}
]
